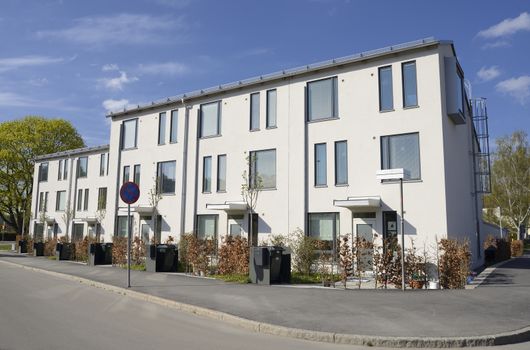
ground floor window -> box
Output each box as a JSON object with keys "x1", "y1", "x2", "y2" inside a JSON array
[
  {"x1": 382, "y1": 211, "x2": 398, "y2": 240},
  {"x1": 72, "y1": 223, "x2": 84, "y2": 242},
  {"x1": 116, "y1": 216, "x2": 128, "y2": 237},
  {"x1": 308, "y1": 212, "x2": 339, "y2": 251},
  {"x1": 34, "y1": 223, "x2": 44, "y2": 241},
  {"x1": 197, "y1": 215, "x2": 217, "y2": 240}
]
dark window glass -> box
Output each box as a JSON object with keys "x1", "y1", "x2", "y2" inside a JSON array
[
  {"x1": 39, "y1": 163, "x2": 49, "y2": 182},
  {"x1": 122, "y1": 119, "x2": 138, "y2": 149},
  {"x1": 315, "y1": 143, "x2": 327, "y2": 186},
  {"x1": 123, "y1": 165, "x2": 130, "y2": 184},
  {"x1": 217, "y1": 155, "x2": 226, "y2": 192},
  {"x1": 77, "y1": 189, "x2": 83, "y2": 211},
  {"x1": 250, "y1": 92, "x2": 260, "y2": 130},
  {"x1": 379, "y1": 66, "x2": 393, "y2": 111},
  {"x1": 98, "y1": 188, "x2": 107, "y2": 210},
  {"x1": 381, "y1": 133, "x2": 421, "y2": 180},
  {"x1": 266, "y1": 89, "x2": 277, "y2": 128},
  {"x1": 307, "y1": 77, "x2": 338, "y2": 121},
  {"x1": 83, "y1": 189, "x2": 89, "y2": 211},
  {"x1": 134, "y1": 164, "x2": 141, "y2": 186},
  {"x1": 158, "y1": 112, "x2": 166, "y2": 145},
  {"x1": 335, "y1": 141, "x2": 348, "y2": 185},
  {"x1": 402, "y1": 61, "x2": 418, "y2": 107},
  {"x1": 250, "y1": 149, "x2": 276, "y2": 189},
  {"x1": 200, "y1": 101, "x2": 221, "y2": 137},
  {"x1": 157, "y1": 161, "x2": 176, "y2": 194},
  {"x1": 170, "y1": 110, "x2": 178, "y2": 143},
  {"x1": 77, "y1": 157, "x2": 88, "y2": 178},
  {"x1": 202, "y1": 156, "x2": 212, "y2": 193},
  {"x1": 197, "y1": 215, "x2": 217, "y2": 240},
  {"x1": 308, "y1": 213, "x2": 339, "y2": 251}
]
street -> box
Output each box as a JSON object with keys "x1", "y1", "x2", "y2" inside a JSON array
[{"x1": 0, "y1": 262, "x2": 529, "y2": 350}]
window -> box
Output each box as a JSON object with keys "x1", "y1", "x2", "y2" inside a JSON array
[
  {"x1": 383, "y1": 211, "x2": 398, "y2": 240},
  {"x1": 77, "y1": 189, "x2": 83, "y2": 211},
  {"x1": 197, "y1": 215, "x2": 217, "y2": 240},
  {"x1": 72, "y1": 223, "x2": 84, "y2": 242},
  {"x1": 335, "y1": 141, "x2": 348, "y2": 185},
  {"x1": 83, "y1": 189, "x2": 89, "y2": 211},
  {"x1": 379, "y1": 66, "x2": 393, "y2": 111},
  {"x1": 250, "y1": 92, "x2": 260, "y2": 130},
  {"x1": 158, "y1": 112, "x2": 166, "y2": 145},
  {"x1": 307, "y1": 77, "x2": 338, "y2": 121},
  {"x1": 100, "y1": 153, "x2": 107, "y2": 176},
  {"x1": 217, "y1": 154, "x2": 226, "y2": 192},
  {"x1": 381, "y1": 133, "x2": 421, "y2": 180},
  {"x1": 170, "y1": 110, "x2": 178, "y2": 143},
  {"x1": 39, "y1": 163, "x2": 48, "y2": 182},
  {"x1": 123, "y1": 166, "x2": 130, "y2": 184},
  {"x1": 308, "y1": 213, "x2": 339, "y2": 250},
  {"x1": 38, "y1": 192, "x2": 48, "y2": 212},
  {"x1": 63, "y1": 159, "x2": 68, "y2": 180},
  {"x1": 122, "y1": 119, "x2": 138, "y2": 149},
  {"x1": 266, "y1": 89, "x2": 277, "y2": 128},
  {"x1": 58, "y1": 160, "x2": 63, "y2": 180},
  {"x1": 97, "y1": 188, "x2": 107, "y2": 210},
  {"x1": 56, "y1": 191, "x2": 66, "y2": 211},
  {"x1": 250, "y1": 149, "x2": 276, "y2": 189},
  {"x1": 77, "y1": 157, "x2": 88, "y2": 178},
  {"x1": 134, "y1": 164, "x2": 141, "y2": 186},
  {"x1": 314, "y1": 143, "x2": 327, "y2": 186},
  {"x1": 200, "y1": 101, "x2": 221, "y2": 138},
  {"x1": 202, "y1": 156, "x2": 212, "y2": 193},
  {"x1": 402, "y1": 61, "x2": 418, "y2": 107},
  {"x1": 157, "y1": 161, "x2": 176, "y2": 194},
  {"x1": 116, "y1": 216, "x2": 128, "y2": 237}
]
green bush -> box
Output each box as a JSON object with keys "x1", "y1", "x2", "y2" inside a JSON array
[{"x1": 290, "y1": 228, "x2": 317, "y2": 275}]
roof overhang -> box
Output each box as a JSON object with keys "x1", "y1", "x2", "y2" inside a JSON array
[
  {"x1": 206, "y1": 201, "x2": 247, "y2": 213},
  {"x1": 45, "y1": 217, "x2": 56, "y2": 225},
  {"x1": 134, "y1": 206, "x2": 155, "y2": 214},
  {"x1": 79, "y1": 217, "x2": 98, "y2": 224},
  {"x1": 333, "y1": 196, "x2": 381, "y2": 209}
]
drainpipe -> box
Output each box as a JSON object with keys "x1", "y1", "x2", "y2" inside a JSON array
[
  {"x1": 192, "y1": 108, "x2": 200, "y2": 234},
  {"x1": 303, "y1": 86, "x2": 309, "y2": 234},
  {"x1": 113, "y1": 123, "x2": 124, "y2": 236},
  {"x1": 66, "y1": 155, "x2": 74, "y2": 237},
  {"x1": 71, "y1": 157, "x2": 79, "y2": 240},
  {"x1": 180, "y1": 98, "x2": 190, "y2": 236}
]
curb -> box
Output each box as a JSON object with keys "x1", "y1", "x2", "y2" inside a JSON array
[{"x1": 1, "y1": 259, "x2": 530, "y2": 348}]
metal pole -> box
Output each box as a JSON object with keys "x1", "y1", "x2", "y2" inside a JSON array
[
  {"x1": 127, "y1": 203, "x2": 131, "y2": 288},
  {"x1": 400, "y1": 178, "x2": 405, "y2": 291}
]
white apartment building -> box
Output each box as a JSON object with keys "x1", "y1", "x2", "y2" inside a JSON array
[{"x1": 31, "y1": 38, "x2": 497, "y2": 267}]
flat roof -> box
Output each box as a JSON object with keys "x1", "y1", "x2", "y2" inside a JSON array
[
  {"x1": 108, "y1": 37, "x2": 451, "y2": 118},
  {"x1": 34, "y1": 144, "x2": 109, "y2": 162}
]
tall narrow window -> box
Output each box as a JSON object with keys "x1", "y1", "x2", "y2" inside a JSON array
[
  {"x1": 156, "y1": 161, "x2": 176, "y2": 194},
  {"x1": 77, "y1": 157, "x2": 88, "y2": 178},
  {"x1": 402, "y1": 61, "x2": 418, "y2": 107},
  {"x1": 58, "y1": 160, "x2": 63, "y2": 180},
  {"x1": 134, "y1": 164, "x2": 141, "y2": 186},
  {"x1": 381, "y1": 133, "x2": 421, "y2": 180},
  {"x1": 250, "y1": 92, "x2": 260, "y2": 130},
  {"x1": 170, "y1": 110, "x2": 178, "y2": 143},
  {"x1": 84, "y1": 189, "x2": 89, "y2": 211},
  {"x1": 315, "y1": 143, "x2": 327, "y2": 186},
  {"x1": 39, "y1": 163, "x2": 49, "y2": 182},
  {"x1": 99, "y1": 153, "x2": 107, "y2": 176},
  {"x1": 250, "y1": 149, "x2": 276, "y2": 189},
  {"x1": 200, "y1": 101, "x2": 221, "y2": 138},
  {"x1": 122, "y1": 119, "x2": 138, "y2": 149},
  {"x1": 217, "y1": 154, "x2": 226, "y2": 192},
  {"x1": 335, "y1": 141, "x2": 348, "y2": 185},
  {"x1": 379, "y1": 66, "x2": 393, "y2": 111},
  {"x1": 307, "y1": 77, "x2": 338, "y2": 121},
  {"x1": 202, "y1": 156, "x2": 212, "y2": 193},
  {"x1": 158, "y1": 112, "x2": 166, "y2": 145},
  {"x1": 266, "y1": 89, "x2": 277, "y2": 128},
  {"x1": 123, "y1": 165, "x2": 130, "y2": 184},
  {"x1": 97, "y1": 188, "x2": 107, "y2": 210},
  {"x1": 63, "y1": 159, "x2": 68, "y2": 180},
  {"x1": 77, "y1": 189, "x2": 83, "y2": 211},
  {"x1": 56, "y1": 191, "x2": 66, "y2": 211},
  {"x1": 38, "y1": 192, "x2": 48, "y2": 212}
]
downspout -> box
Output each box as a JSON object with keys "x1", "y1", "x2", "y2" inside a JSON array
[
  {"x1": 180, "y1": 98, "x2": 190, "y2": 236},
  {"x1": 113, "y1": 123, "x2": 124, "y2": 236},
  {"x1": 470, "y1": 115, "x2": 481, "y2": 258},
  {"x1": 192, "y1": 108, "x2": 200, "y2": 234},
  {"x1": 66, "y1": 155, "x2": 74, "y2": 237},
  {"x1": 303, "y1": 86, "x2": 309, "y2": 234},
  {"x1": 71, "y1": 157, "x2": 79, "y2": 240}
]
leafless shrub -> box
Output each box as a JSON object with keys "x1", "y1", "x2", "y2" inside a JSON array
[
  {"x1": 218, "y1": 235, "x2": 249, "y2": 275},
  {"x1": 438, "y1": 238, "x2": 471, "y2": 289}
]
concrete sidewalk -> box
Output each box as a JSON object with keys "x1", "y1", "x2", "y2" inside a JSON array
[{"x1": 1, "y1": 252, "x2": 530, "y2": 347}]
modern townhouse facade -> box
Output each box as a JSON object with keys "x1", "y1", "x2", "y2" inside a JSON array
[
  {"x1": 31, "y1": 145, "x2": 110, "y2": 242},
  {"x1": 31, "y1": 38, "x2": 496, "y2": 268}
]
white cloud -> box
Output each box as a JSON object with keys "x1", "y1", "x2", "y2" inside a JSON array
[
  {"x1": 477, "y1": 66, "x2": 501, "y2": 82},
  {"x1": 481, "y1": 40, "x2": 511, "y2": 49},
  {"x1": 478, "y1": 12, "x2": 530, "y2": 39},
  {"x1": 36, "y1": 13, "x2": 186, "y2": 46},
  {"x1": 102, "y1": 63, "x2": 119, "y2": 71},
  {"x1": 101, "y1": 71, "x2": 138, "y2": 91},
  {"x1": 137, "y1": 62, "x2": 188, "y2": 75},
  {"x1": 0, "y1": 55, "x2": 64, "y2": 72},
  {"x1": 102, "y1": 98, "x2": 135, "y2": 112},
  {"x1": 0, "y1": 91, "x2": 37, "y2": 107},
  {"x1": 496, "y1": 75, "x2": 530, "y2": 104}
]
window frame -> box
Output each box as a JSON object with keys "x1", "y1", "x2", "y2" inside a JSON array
[
  {"x1": 314, "y1": 143, "x2": 327, "y2": 187},
  {"x1": 122, "y1": 165, "x2": 130, "y2": 185},
  {"x1": 55, "y1": 191, "x2": 66, "y2": 211},
  {"x1": 158, "y1": 112, "x2": 167, "y2": 145},
  {"x1": 83, "y1": 188, "x2": 89, "y2": 211},
  {"x1": 133, "y1": 164, "x2": 141, "y2": 186},
  {"x1": 402, "y1": 61, "x2": 418, "y2": 108},
  {"x1": 378, "y1": 65, "x2": 394, "y2": 112},
  {"x1": 39, "y1": 162, "x2": 49, "y2": 182},
  {"x1": 63, "y1": 159, "x2": 68, "y2": 180},
  {"x1": 266, "y1": 89, "x2": 277, "y2": 128},
  {"x1": 249, "y1": 148, "x2": 277, "y2": 190},
  {"x1": 97, "y1": 187, "x2": 107, "y2": 210},
  {"x1": 58, "y1": 160, "x2": 63, "y2": 180},
  {"x1": 217, "y1": 154, "x2": 227, "y2": 192},
  {"x1": 306, "y1": 76, "x2": 339, "y2": 122},
  {"x1": 196, "y1": 214, "x2": 218, "y2": 241},
  {"x1": 199, "y1": 101, "x2": 221, "y2": 138},
  {"x1": 77, "y1": 189, "x2": 83, "y2": 211},
  {"x1": 307, "y1": 212, "x2": 339, "y2": 251},
  {"x1": 170, "y1": 109, "x2": 178, "y2": 143},
  {"x1": 202, "y1": 156, "x2": 212, "y2": 193},
  {"x1": 156, "y1": 160, "x2": 176, "y2": 195},
  {"x1": 99, "y1": 153, "x2": 107, "y2": 176},
  {"x1": 380, "y1": 132, "x2": 421, "y2": 181},
  {"x1": 334, "y1": 140, "x2": 348, "y2": 186},
  {"x1": 250, "y1": 92, "x2": 260, "y2": 131},
  {"x1": 77, "y1": 157, "x2": 88, "y2": 178},
  {"x1": 122, "y1": 118, "x2": 138, "y2": 150}
]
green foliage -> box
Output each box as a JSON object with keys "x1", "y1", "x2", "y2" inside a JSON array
[
  {"x1": 214, "y1": 274, "x2": 250, "y2": 284},
  {"x1": 291, "y1": 272, "x2": 341, "y2": 284},
  {"x1": 290, "y1": 228, "x2": 317, "y2": 275},
  {"x1": 0, "y1": 116, "x2": 85, "y2": 234}
]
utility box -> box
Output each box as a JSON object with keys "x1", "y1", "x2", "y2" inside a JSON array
[
  {"x1": 146, "y1": 244, "x2": 178, "y2": 272},
  {"x1": 250, "y1": 246, "x2": 291, "y2": 284},
  {"x1": 88, "y1": 243, "x2": 113, "y2": 266},
  {"x1": 55, "y1": 243, "x2": 73, "y2": 260},
  {"x1": 33, "y1": 242, "x2": 44, "y2": 256}
]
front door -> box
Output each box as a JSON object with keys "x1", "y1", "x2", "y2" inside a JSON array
[{"x1": 353, "y1": 218, "x2": 376, "y2": 271}]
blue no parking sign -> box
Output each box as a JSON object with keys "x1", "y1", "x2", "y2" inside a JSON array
[{"x1": 120, "y1": 182, "x2": 140, "y2": 204}]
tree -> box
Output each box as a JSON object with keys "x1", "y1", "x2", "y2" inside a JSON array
[
  {"x1": 0, "y1": 116, "x2": 85, "y2": 234},
  {"x1": 149, "y1": 174, "x2": 163, "y2": 243},
  {"x1": 483, "y1": 130, "x2": 530, "y2": 236},
  {"x1": 241, "y1": 153, "x2": 263, "y2": 246}
]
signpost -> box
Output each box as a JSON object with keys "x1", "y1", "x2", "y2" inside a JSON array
[{"x1": 119, "y1": 181, "x2": 140, "y2": 288}]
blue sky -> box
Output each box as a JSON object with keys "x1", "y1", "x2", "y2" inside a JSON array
[{"x1": 0, "y1": 0, "x2": 529, "y2": 146}]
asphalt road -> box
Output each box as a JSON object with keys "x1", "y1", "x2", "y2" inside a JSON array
[{"x1": 1, "y1": 262, "x2": 529, "y2": 350}]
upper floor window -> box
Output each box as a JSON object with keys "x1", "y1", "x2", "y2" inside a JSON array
[
  {"x1": 266, "y1": 89, "x2": 277, "y2": 128},
  {"x1": 38, "y1": 192, "x2": 48, "y2": 212},
  {"x1": 314, "y1": 143, "x2": 327, "y2": 186},
  {"x1": 250, "y1": 92, "x2": 260, "y2": 131},
  {"x1": 202, "y1": 156, "x2": 212, "y2": 193},
  {"x1": 381, "y1": 132, "x2": 420, "y2": 180},
  {"x1": 402, "y1": 61, "x2": 418, "y2": 108},
  {"x1": 379, "y1": 66, "x2": 393, "y2": 111},
  {"x1": 56, "y1": 191, "x2": 66, "y2": 211},
  {"x1": 122, "y1": 119, "x2": 138, "y2": 149},
  {"x1": 123, "y1": 165, "x2": 130, "y2": 184},
  {"x1": 335, "y1": 141, "x2": 348, "y2": 185},
  {"x1": 217, "y1": 154, "x2": 226, "y2": 192},
  {"x1": 100, "y1": 153, "x2": 107, "y2": 176},
  {"x1": 170, "y1": 110, "x2": 178, "y2": 143},
  {"x1": 77, "y1": 189, "x2": 83, "y2": 211},
  {"x1": 157, "y1": 161, "x2": 176, "y2": 194},
  {"x1": 200, "y1": 101, "x2": 221, "y2": 138},
  {"x1": 77, "y1": 157, "x2": 88, "y2": 178},
  {"x1": 97, "y1": 187, "x2": 107, "y2": 210},
  {"x1": 83, "y1": 188, "x2": 89, "y2": 211},
  {"x1": 63, "y1": 159, "x2": 68, "y2": 180},
  {"x1": 250, "y1": 149, "x2": 276, "y2": 189},
  {"x1": 58, "y1": 160, "x2": 63, "y2": 180},
  {"x1": 307, "y1": 77, "x2": 338, "y2": 121},
  {"x1": 38, "y1": 163, "x2": 48, "y2": 182},
  {"x1": 158, "y1": 112, "x2": 167, "y2": 145},
  {"x1": 133, "y1": 164, "x2": 141, "y2": 186}
]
